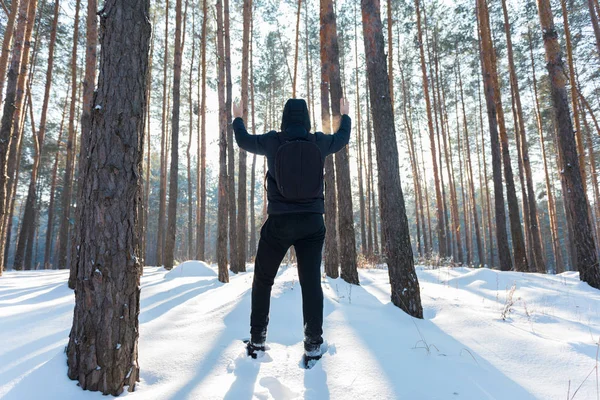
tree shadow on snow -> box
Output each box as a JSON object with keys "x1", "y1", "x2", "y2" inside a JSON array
[
  {"x1": 139, "y1": 279, "x2": 219, "y2": 324},
  {"x1": 167, "y1": 287, "x2": 259, "y2": 400},
  {"x1": 327, "y1": 277, "x2": 537, "y2": 399}
]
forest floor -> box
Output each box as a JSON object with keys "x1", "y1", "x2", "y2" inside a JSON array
[{"x1": 0, "y1": 261, "x2": 599, "y2": 399}]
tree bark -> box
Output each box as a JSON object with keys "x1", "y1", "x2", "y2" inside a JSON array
[
  {"x1": 361, "y1": 0, "x2": 422, "y2": 317},
  {"x1": 321, "y1": 0, "x2": 358, "y2": 284},
  {"x1": 536, "y1": 0, "x2": 600, "y2": 287},
  {"x1": 0, "y1": 0, "x2": 21, "y2": 109},
  {"x1": 237, "y1": 0, "x2": 252, "y2": 271},
  {"x1": 501, "y1": 0, "x2": 544, "y2": 273},
  {"x1": 477, "y1": 0, "x2": 513, "y2": 271},
  {"x1": 216, "y1": 0, "x2": 229, "y2": 283},
  {"x1": 196, "y1": 0, "x2": 207, "y2": 261},
  {"x1": 66, "y1": 0, "x2": 150, "y2": 393},
  {"x1": 68, "y1": 0, "x2": 97, "y2": 286}
]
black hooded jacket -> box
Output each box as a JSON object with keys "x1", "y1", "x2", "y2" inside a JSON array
[{"x1": 232, "y1": 98, "x2": 351, "y2": 215}]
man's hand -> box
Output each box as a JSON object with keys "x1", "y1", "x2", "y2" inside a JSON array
[
  {"x1": 233, "y1": 99, "x2": 243, "y2": 119},
  {"x1": 340, "y1": 98, "x2": 350, "y2": 116}
]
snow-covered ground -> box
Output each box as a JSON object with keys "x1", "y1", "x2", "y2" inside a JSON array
[{"x1": 1, "y1": 261, "x2": 599, "y2": 399}]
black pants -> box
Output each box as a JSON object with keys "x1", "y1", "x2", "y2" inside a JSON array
[{"x1": 250, "y1": 213, "x2": 326, "y2": 347}]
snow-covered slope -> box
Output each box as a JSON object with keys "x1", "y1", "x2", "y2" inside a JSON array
[{"x1": 1, "y1": 262, "x2": 598, "y2": 399}]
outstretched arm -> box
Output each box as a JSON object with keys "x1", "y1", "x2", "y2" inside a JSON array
[
  {"x1": 232, "y1": 100, "x2": 267, "y2": 155},
  {"x1": 323, "y1": 98, "x2": 352, "y2": 155}
]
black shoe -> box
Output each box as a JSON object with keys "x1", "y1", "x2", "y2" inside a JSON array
[
  {"x1": 303, "y1": 339, "x2": 323, "y2": 369},
  {"x1": 303, "y1": 352, "x2": 322, "y2": 369},
  {"x1": 245, "y1": 340, "x2": 266, "y2": 359}
]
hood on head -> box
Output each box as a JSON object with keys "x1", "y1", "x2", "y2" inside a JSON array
[{"x1": 281, "y1": 99, "x2": 311, "y2": 138}]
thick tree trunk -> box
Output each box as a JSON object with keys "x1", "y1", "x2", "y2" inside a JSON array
[
  {"x1": 66, "y1": 0, "x2": 150, "y2": 393},
  {"x1": 477, "y1": 0, "x2": 513, "y2": 271},
  {"x1": 361, "y1": 0, "x2": 422, "y2": 317},
  {"x1": 321, "y1": 0, "x2": 358, "y2": 284},
  {"x1": 68, "y1": 0, "x2": 97, "y2": 286},
  {"x1": 536, "y1": 0, "x2": 600, "y2": 287},
  {"x1": 216, "y1": 0, "x2": 229, "y2": 283}
]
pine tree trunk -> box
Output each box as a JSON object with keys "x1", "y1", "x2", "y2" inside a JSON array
[
  {"x1": 216, "y1": 0, "x2": 229, "y2": 283},
  {"x1": 66, "y1": 0, "x2": 150, "y2": 393},
  {"x1": 292, "y1": 0, "x2": 302, "y2": 97},
  {"x1": 0, "y1": 0, "x2": 21, "y2": 109},
  {"x1": 414, "y1": 0, "x2": 447, "y2": 258},
  {"x1": 364, "y1": 85, "x2": 374, "y2": 258},
  {"x1": 56, "y1": 0, "x2": 80, "y2": 270},
  {"x1": 143, "y1": 14, "x2": 155, "y2": 264},
  {"x1": 164, "y1": 0, "x2": 184, "y2": 270},
  {"x1": 587, "y1": 0, "x2": 600, "y2": 59},
  {"x1": 361, "y1": 0, "x2": 422, "y2": 317},
  {"x1": 583, "y1": 112, "x2": 600, "y2": 246},
  {"x1": 386, "y1": 0, "x2": 393, "y2": 112},
  {"x1": 224, "y1": 0, "x2": 238, "y2": 274},
  {"x1": 186, "y1": 11, "x2": 195, "y2": 261},
  {"x1": 321, "y1": 78, "x2": 339, "y2": 278},
  {"x1": 68, "y1": 0, "x2": 97, "y2": 286},
  {"x1": 196, "y1": 0, "x2": 207, "y2": 261},
  {"x1": 501, "y1": 0, "x2": 545, "y2": 273},
  {"x1": 321, "y1": 0, "x2": 358, "y2": 284},
  {"x1": 237, "y1": 0, "x2": 252, "y2": 272},
  {"x1": 477, "y1": 0, "x2": 513, "y2": 271},
  {"x1": 536, "y1": 0, "x2": 600, "y2": 286},
  {"x1": 249, "y1": 21, "x2": 256, "y2": 260},
  {"x1": 354, "y1": 2, "x2": 367, "y2": 256},
  {"x1": 156, "y1": 0, "x2": 169, "y2": 267}
]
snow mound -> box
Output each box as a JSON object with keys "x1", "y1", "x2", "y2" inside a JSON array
[{"x1": 164, "y1": 260, "x2": 216, "y2": 279}]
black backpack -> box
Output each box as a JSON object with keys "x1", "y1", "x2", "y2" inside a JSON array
[{"x1": 274, "y1": 131, "x2": 324, "y2": 200}]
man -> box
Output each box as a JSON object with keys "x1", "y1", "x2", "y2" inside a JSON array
[{"x1": 232, "y1": 97, "x2": 351, "y2": 368}]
